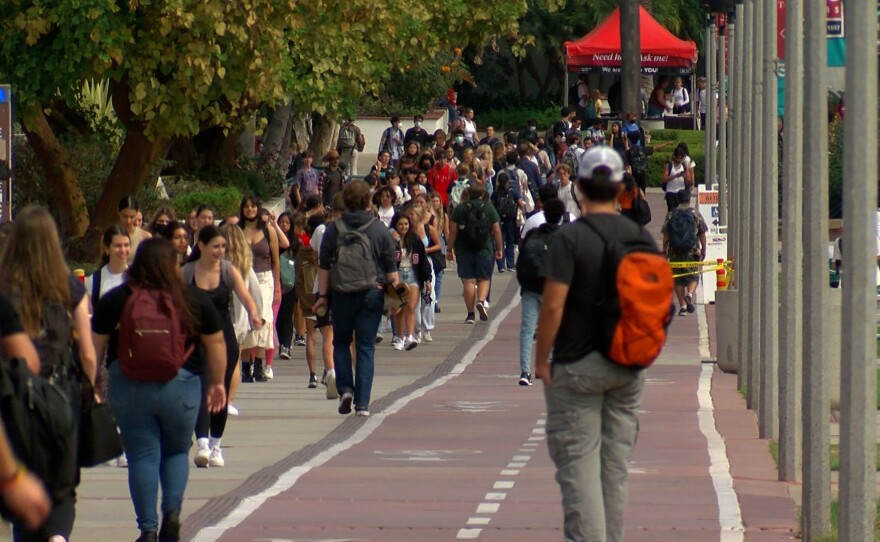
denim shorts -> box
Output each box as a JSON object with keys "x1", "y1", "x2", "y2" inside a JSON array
[
  {"x1": 399, "y1": 266, "x2": 418, "y2": 285},
  {"x1": 456, "y1": 250, "x2": 494, "y2": 280}
]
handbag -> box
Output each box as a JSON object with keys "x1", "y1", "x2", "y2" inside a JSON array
[
  {"x1": 632, "y1": 192, "x2": 652, "y2": 226},
  {"x1": 78, "y1": 378, "x2": 123, "y2": 467},
  {"x1": 280, "y1": 250, "x2": 296, "y2": 294}
]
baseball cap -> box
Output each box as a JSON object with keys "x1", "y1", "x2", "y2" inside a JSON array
[{"x1": 578, "y1": 146, "x2": 625, "y2": 182}]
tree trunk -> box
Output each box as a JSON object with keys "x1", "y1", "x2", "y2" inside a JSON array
[
  {"x1": 20, "y1": 104, "x2": 89, "y2": 238},
  {"x1": 85, "y1": 126, "x2": 166, "y2": 249},
  {"x1": 307, "y1": 113, "x2": 337, "y2": 160},
  {"x1": 259, "y1": 103, "x2": 292, "y2": 171},
  {"x1": 86, "y1": 79, "x2": 166, "y2": 251},
  {"x1": 620, "y1": 0, "x2": 642, "y2": 118},
  {"x1": 277, "y1": 106, "x2": 299, "y2": 174},
  {"x1": 238, "y1": 114, "x2": 257, "y2": 162}
]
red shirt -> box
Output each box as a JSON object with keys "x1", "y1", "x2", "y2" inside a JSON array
[{"x1": 427, "y1": 164, "x2": 457, "y2": 206}]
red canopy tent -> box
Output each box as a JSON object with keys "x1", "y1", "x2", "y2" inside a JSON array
[{"x1": 566, "y1": 6, "x2": 698, "y2": 74}]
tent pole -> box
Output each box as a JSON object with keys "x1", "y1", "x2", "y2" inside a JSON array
[{"x1": 564, "y1": 69, "x2": 570, "y2": 107}]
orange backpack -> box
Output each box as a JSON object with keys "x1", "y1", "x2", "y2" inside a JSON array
[{"x1": 581, "y1": 217, "x2": 674, "y2": 369}]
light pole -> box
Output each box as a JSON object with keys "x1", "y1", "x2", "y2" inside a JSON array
[{"x1": 736, "y1": 0, "x2": 753, "y2": 394}]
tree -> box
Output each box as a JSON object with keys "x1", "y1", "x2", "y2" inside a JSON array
[
  {"x1": 620, "y1": 0, "x2": 641, "y2": 117},
  {"x1": 0, "y1": 0, "x2": 535, "y2": 249}
]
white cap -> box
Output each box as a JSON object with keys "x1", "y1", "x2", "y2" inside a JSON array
[{"x1": 578, "y1": 146, "x2": 624, "y2": 183}]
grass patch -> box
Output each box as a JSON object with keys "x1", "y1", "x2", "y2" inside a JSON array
[
  {"x1": 769, "y1": 441, "x2": 779, "y2": 466},
  {"x1": 828, "y1": 444, "x2": 880, "y2": 472},
  {"x1": 812, "y1": 500, "x2": 880, "y2": 541}
]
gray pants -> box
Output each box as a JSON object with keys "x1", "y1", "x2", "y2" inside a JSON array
[
  {"x1": 340, "y1": 148, "x2": 358, "y2": 177},
  {"x1": 544, "y1": 352, "x2": 645, "y2": 542}
]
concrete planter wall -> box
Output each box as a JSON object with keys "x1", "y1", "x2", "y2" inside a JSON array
[
  {"x1": 353, "y1": 109, "x2": 449, "y2": 177},
  {"x1": 715, "y1": 289, "x2": 739, "y2": 373}
]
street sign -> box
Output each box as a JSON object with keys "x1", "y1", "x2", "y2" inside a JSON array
[{"x1": 0, "y1": 85, "x2": 11, "y2": 224}]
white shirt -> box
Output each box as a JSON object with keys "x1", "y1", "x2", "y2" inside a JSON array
[
  {"x1": 84, "y1": 266, "x2": 125, "y2": 300},
  {"x1": 559, "y1": 182, "x2": 581, "y2": 217},
  {"x1": 310, "y1": 224, "x2": 327, "y2": 294},
  {"x1": 664, "y1": 162, "x2": 688, "y2": 194},
  {"x1": 520, "y1": 211, "x2": 579, "y2": 238},
  {"x1": 672, "y1": 87, "x2": 689, "y2": 107},
  {"x1": 377, "y1": 206, "x2": 395, "y2": 228}
]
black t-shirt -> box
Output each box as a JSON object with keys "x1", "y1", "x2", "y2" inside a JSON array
[
  {"x1": 91, "y1": 284, "x2": 223, "y2": 374},
  {"x1": 543, "y1": 214, "x2": 658, "y2": 364},
  {"x1": 0, "y1": 293, "x2": 24, "y2": 337}
]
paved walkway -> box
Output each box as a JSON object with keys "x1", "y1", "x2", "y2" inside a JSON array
[{"x1": 5, "y1": 190, "x2": 799, "y2": 541}]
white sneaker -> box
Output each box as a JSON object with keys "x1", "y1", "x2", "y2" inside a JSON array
[
  {"x1": 116, "y1": 453, "x2": 128, "y2": 468},
  {"x1": 390, "y1": 336, "x2": 402, "y2": 347},
  {"x1": 393, "y1": 338, "x2": 405, "y2": 351},
  {"x1": 325, "y1": 369, "x2": 338, "y2": 400},
  {"x1": 413, "y1": 332, "x2": 422, "y2": 344},
  {"x1": 476, "y1": 301, "x2": 489, "y2": 321},
  {"x1": 264, "y1": 366, "x2": 274, "y2": 380},
  {"x1": 208, "y1": 447, "x2": 225, "y2": 467},
  {"x1": 404, "y1": 336, "x2": 418, "y2": 351},
  {"x1": 194, "y1": 445, "x2": 210, "y2": 468},
  {"x1": 227, "y1": 404, "x2": 239, "y2": 416},
  {"x1": 423, "y1": 331, "x2": 433, "y2": 342}
]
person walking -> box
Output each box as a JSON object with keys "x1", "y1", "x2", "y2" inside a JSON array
[
  {"x1": 336, "y1": 118, "x2": 365, "y2": 177},
  {"x1": 447, "y1": 185, "x2": 502, "y2": 324},
  {"x1": 92, "y1": 238, "x2": 228, "y2": 542},
  {"x1": 0, "y1": 206, "x2": 97, "y2": 542},
  {"x1": 118, "y1": 196, "x2": 152, "y2": 265},
  {"x1": 662, "y1": 189, "x2": 707, "y2": 316},
  {"x1": 183, "y1": 226, "x2": 261, "y2": 467},
  {"x1": 534, "y1": 147, "x2": 658, "y2": 542},
  {"x1": 313, "y1": 181, "x2": 400, "y2": 417}
]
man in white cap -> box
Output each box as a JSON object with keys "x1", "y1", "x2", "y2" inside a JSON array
[{"x1": 534, "y1": 146, "x2": 657, "y2": 542}]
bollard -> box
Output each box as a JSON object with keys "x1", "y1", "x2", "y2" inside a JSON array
[{"x1": 716, "y1": 258, "x2": 726, "y2": 290}]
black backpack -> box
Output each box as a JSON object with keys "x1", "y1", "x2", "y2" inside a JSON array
[
  {"x1": 458, "y1": 201, "x2": 490, "y2": 250},
  {"x1": 628, "y1": 147, "x2": 648, "y2": 177},
  {"x1": 516, "y1": 218, "x2": 569, "y2": 293},
  {"x1": 496, "y1": 189, "x2": 518, "y2": 220},
  {"x1": 666, "y1": 208, "x2": 698, "y2": 253},
  {"x1": 0, "y1": 357, "x2": 77, "y2": 514}
]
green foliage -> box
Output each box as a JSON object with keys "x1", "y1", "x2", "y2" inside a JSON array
[
  {"x1": 478, "y1": 107, "x2": 560, "y2": 133},
  {"x1": 828, "y1": 118, "x2": 843, "y2": 219},
  {"x1": 167, "y1": 183, "x2": 242, "y2": 221}
]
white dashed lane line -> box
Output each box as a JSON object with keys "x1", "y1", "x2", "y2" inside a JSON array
[{"x1": 456, "y1": 415, "x2": 546, "y2": 540}]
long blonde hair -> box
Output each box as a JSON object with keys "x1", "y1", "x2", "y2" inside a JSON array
[
  {"x1": 0, "y1": 206, "x2": 72, "y2": 336},
  {"x1": 221, "y1": 223, "x2": 252, "y2": 279}
]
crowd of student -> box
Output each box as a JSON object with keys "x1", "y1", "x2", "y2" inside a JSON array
[{"x1": 0, "y1": 98, "x2": 711, "y2": 542}]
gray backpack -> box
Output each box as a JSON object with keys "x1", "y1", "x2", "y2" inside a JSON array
[{"x1": 330, "y1": 219, "x2": 377, "y2": 293}]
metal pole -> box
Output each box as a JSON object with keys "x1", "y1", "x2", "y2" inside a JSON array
[
  {"x1": 706, "y1": 19, "x2": 716, "y2": 184},
  {"x1": 837, "y1": 0, "x2": 878, "y2": 536},
  {"x1": 747, "y1": 0, "x2": 764, "y2": 411},
  {"x1": 726, "y1": 12, "x2": 736, "y2": 241},
  {"x1": 758, "y1": 0, "x2": 779, "y2": 441},
  {"x1": 778, "y1": 0, "x2": 803, "y2": 483},
  {"x1": 802, "y1": 0, "x2": 831, "y2": 534},
  {"x1": 736, "y1": 0, "x2": 752, "y2": 394},
  {"x1": 718, "y1": 24, "x2": 728, "y2": 226}
]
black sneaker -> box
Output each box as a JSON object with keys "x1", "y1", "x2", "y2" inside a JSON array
[
  {"x1": 294, "y1": 335, "x2": 306, "y2": 346},
  {"x1": 519, "y1": 372, "x2": 533, "y2": 386},
  {"x1": 464, "y1": 313, "x2": 475, "y2": 324},
  {"x1": 685, "y1": 292, "x2": 696, "y2": 313},
  {"x1": 308, "y1": 374, "x2": 318, "y2": 389},
  {"x1": 678, "y1": 307, "x2": 687, "y2": 316},
  {"x1": 338, "y1": 390, "x2": 353, "y2": 415},
  {"x1": 434, "y1": 304, "x2": 441, "y2": 313}
]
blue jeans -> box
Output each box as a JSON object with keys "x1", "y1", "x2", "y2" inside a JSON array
[
  {"x1": 434, "y1": 269, "x2": 444, "y2": 304},
  {"x1": 108, "y1": 363, "x2": 201, "y2": 532},
  {"x1": 498, "y1": 219, "x2": 517, "y2": 270},
  {"x1": 519, "y1": 290, "x2": 542, "y2": 374},
  {"x1": 331, "y1": 287, "x2": 384, "y2": 409}
]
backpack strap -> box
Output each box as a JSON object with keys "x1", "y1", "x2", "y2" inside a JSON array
[{"x1": 92, "y1": 266, "x2": 103, "y2": 301}]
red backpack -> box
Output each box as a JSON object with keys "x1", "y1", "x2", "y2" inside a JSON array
[
  {"x1": 117, "y1": 287, "x2": 194, "y2": 382},
  {"x1": 581, "y1": 217, "x2": 674, "y2": 369}
]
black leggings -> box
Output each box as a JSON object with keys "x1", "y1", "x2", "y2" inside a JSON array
[
  {"x1": 276, "y1": 291, "x2": 296, "y2": 348},
  {"x1": 195, "y1": 325, "x2": 237, "y2": 440},
  {"x1": 664, "y1": 192, "x2": 678, "y2": 212}
]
